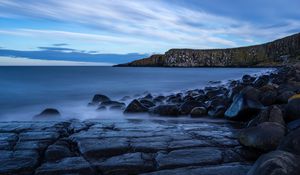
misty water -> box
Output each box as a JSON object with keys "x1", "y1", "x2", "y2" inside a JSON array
[{"x1": 0, "y1": 66, "x2": 272, "y2": 120}]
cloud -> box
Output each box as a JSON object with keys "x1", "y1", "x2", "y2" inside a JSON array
[
  {"x1": 53, "y1": 43, "x2": 68, "y2": 46},
  {"x1": 0, "y1": 56, "x2": 113, "y2": 66},
  {"x1": 0, "y1": 0, "x2": 299, "y2": 52},
  {"x1": 38, "y1": 47, "x2": 76, "y2": 52}
]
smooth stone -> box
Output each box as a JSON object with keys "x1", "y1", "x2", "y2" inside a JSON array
[
  {"x1": 285, "y1": 95, "x2": 300, "y2": 122},
  {"x1": 225, "y1": 86, "x2": 264, "y2": 120},
  {"x1": 124, "y1": 99, "x2": 148, "y2": 113},
  {"x1": 278, "y1": 127, "x2": 300, "y2": 155},
  {"x1": 247, "y1": 150, "x2": 300, "y2": 175},
  {"x1": 35, "y1": 157, "x2": 96, "y2": 175},
  {"x1": 156, "y1": 147, "x2": 222, "y2": 169},
  {"x1": 190, "y1": 107, "x2": 207, "y2": 117},
  {"x1": 239, "y1": 122, "x2": 285, "y2": 151},
  {"x1": 34, "y1": 108, "x2": 61, "y2": 119},
  {"x1": 180, "y1": 100, "x2": 205, "y2": 115},
  {"x1": 91, "y1": 94, "x2": 110, "y2": 104}
]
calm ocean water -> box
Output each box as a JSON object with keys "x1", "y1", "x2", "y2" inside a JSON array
[{"x1": 0, "y1": 66, "x2": 271, "y2": 120}]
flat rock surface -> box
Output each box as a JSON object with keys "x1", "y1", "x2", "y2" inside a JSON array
[{"x1": 0, "y1": 117, "x2": 253, "y2": 175}]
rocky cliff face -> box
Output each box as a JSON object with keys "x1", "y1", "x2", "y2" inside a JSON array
[{"x1": 117, "y1": 32, "x2": 300, "y2": 67}]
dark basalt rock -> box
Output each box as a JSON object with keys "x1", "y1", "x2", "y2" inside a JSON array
[
  {"x1": 179, "y1": 100, "x2": 205, "y2": 115},
  {"x1": 150, "y1": 105, "x2": 180, "y2": 116},
  {"x1": 247, "y1": 105, "x2": 285, "y2": 127},
  {"x1": 124, "y1": 100, "x2": 148, "y2": 113},
  {"x1": 90, "y1": 94, "x2": 110, "y2": 105},
  {"x1": 225, "y1": 86, "x2": 264, "y2": 120},
  {"x1": 238, "y1": 122, "x2": 285, "y2": 151},
  {"x1": 34, "y1": 108, "x2": 61, "y2": 119},
  {"x1": 276, "y1": 91, "x2": 296, "y2": 104},
  {"x1": 278, "y1": 127, "x2": 300, "y2": 155},
  {"x1": 247, "y1": 150, "x2": 300, "y2": 175},
  {"x1": 139, "y1": 99, "x2": 156, "y2": 108},
  {"x1": 285, "y1": 95, "x2": 300, "y2": 122},
  {"x1": 208, "y1": 105, "x2": 227, "y2": 118},
  {"x1": 190, "y1": 107, "x2": 207, "y2": 117}
]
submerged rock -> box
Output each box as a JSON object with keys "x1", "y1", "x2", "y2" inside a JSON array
[
  {"x1": 124, "y1": 100, "x2": 148, "y2": 113},
  {"x1": 247, "y1": 150, "x2": 300, "y2": 175},
  {"x1": 34, "y1": 108, "x2": 61, "y2": 119},
  {"x1": 238, "y1": 122, "x2": 285, "y2": 151}
]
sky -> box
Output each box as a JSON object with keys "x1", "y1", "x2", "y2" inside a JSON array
[{"x1": 0, "y1": 0, "x2": 300, "y2": 64}]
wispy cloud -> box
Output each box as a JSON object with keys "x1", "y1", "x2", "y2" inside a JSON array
[{"x1": 0, "y1": 0, "x2": 299, "y2": 53}]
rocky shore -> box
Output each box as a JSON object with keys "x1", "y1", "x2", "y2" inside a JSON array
[{"x1": 2, "y1": 64, "x2": 300, "y2": 174}]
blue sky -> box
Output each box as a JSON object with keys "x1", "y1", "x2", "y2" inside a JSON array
[{"x1": 0, "y1": 0, "x2": 300, "y2": 64}]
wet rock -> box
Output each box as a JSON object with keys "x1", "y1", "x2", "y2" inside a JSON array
[
  {"x1": 190, "y1": 107, "x2": 207, "y2": 117},
  {"x1": 45, "y1": 139, "x2": 73, "y2": 162},
  {"x1": 143, "y1": 93, "x2": 153, "y2": 100},
  {"x1": 287, "y1": 119, "x2": 300, "y2": 132},
  {"x1": 34, "y1": 108, "x2": 61, "y2": 119},
  {"x1": 141, "y1": 163, "x2": 251, "y2": 175},
  {"x1": 140, "y1": 99, "x2": 156, "y2": 108},
  {"x1": 205, "y1": 88, "x2": 226, "y2": 99},
  {"x1": 124, "y1": 99, "x2": 148, "y2": 113},
  {"x1": 208, "y1": 105, "x2": 227, "y2": 117},
  {"x1": 278, "y1": 127, "x2": 300, "y2": 155},
  {"x1": 238, "y1": 122, "x2": 285, "y2": 151},
  {"x1": 150, "y1": 105, "x2": 180, "y2": 116},
  {"x1": 247, "y1": 105, "x2": 285, "y2": 127},
  {"x1": 90, "y1": 94, "x2": 110, "y2": 105},
  {"x1": 35, "y1": 157, "x2": 96, "y2": 175},
  {"x1": 166, "y1": 95, "x2": 182, "y2": 104},
  {"x1": 276, "y1": 91, "x2": 296, "y2": 104},
  {"x1": 153, "y1": 96, "x2": 166, "y2": 103},
  {"x1": 225, "y1": 86, "x2": 264, "y2": 120},
  {"x1": 285, "y1": 94, "x2": 300, "y2": 122},
  {"x1": 260, "y1": 90, "x2": 277, "y2": 106},
  {"x1": 242, "y1": 74, "x2": 255, "y2": 85},
  {"x1": 96, "y1": 152, "x2": 155, "y2": 174},
  {"x1": 156, "y1": 147, "x2": 222, "y2": 169},
  {"x1": 253, "y1": 75, "x2": 269, "y2": 88},
  {"x1": 179, "y1": 100, "x2": 205, "y2": 115},
  {"x1": 247, "y1": 150, "x2": 300, "y2": 175}
]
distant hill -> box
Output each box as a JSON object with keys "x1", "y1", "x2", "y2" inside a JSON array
[
  {"x1": 116, "y1": 32, "x2": 300, "y2": 67},
  {"x1": 0, "y1": 49, "x2": 148, "y2": 64}
]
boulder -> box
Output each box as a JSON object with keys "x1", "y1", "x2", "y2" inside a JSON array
[
  {"x1": 238, "y1": 122, "x2": 285, "y2": 151},
  {"x1": 278, "y1": 127, "x2": 300, "y2": 155},
  {"x1": 247, "y1": 105, "x2": 285, "y2": 127},
  {"x1": 190, "y1": 107, "x2": 207, "y2": 118},
  {"x1": 276, "y1": 91, "x2": 296, "y2": 104},
  {"x1": 260, "y1": 90, "x2": 277, "y2": 106},
  {"x1": 90, "y1": 94, "x2": 110, "y2": 105},
  {"x1": 34, "y1": 108, "x2": 61, "y2": 119},
  {"x1": 179, "y1": 100, "x2": 205, "y2": 115},
  {"x1": 208, "y1": 106, "x2": 226, "y2": 118},
  {"x1": 225, "y1": 86, "x2": 264, "y2": 120},
  {"x1": 242, "y1": 74, "x2": 256, "y2": 85},
  {"x1": 124, "y1": 100, "x2": 148, "y2": 113},
  {"x1": 285, "y1": 94, "x2": 300, "y2": 122},
  {"x1": 253, "y1": 75, "x2": 270, "y2": 88},
  {"x1": 139, "y1": 99, "x2": 156, "y2": 108},
  {"x1": 150, "y1": 105, "x2": 180, "y2": 116},
  {"x1": 247, "y1": 150, "x2": 300, "y2": 175}
]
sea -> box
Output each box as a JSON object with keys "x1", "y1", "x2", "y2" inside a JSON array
[{"x1": 0, "y1": 66, "x2": 272, "y2": 120}]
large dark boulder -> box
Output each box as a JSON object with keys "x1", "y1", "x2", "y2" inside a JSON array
[
  {"x1": 285, "y1": 94, "x2": 300, "y2": 122},
  {"x1": 124, "y1": 100, "x2": 148, "y2": 113},
  {"x1": 190, "y1": 107, "x2": 207, "y2": 118},
  {"x1": 90, "y1": 94, "x2": 110, "y2": 105},
  {"x1": 238, "y1": 122, "x2": 285, "y2": 151},
  {"x1": 247, "y1": 105, "x2": 285, "y2": 127},
  {"x1": 150, "y1": 105, "x2": 180, "y2": 116},
  {"x1": 34, "y1": 108, "x2": 61, "y2": 119},
  {"x1": 179, "y1": 100, "x2": 205, "y2": 115},
  {"x1": 225, "y1": 86, "x2": 264, "y2": 120},
  {"x1": 139, "y1": 99, "x2": 156, "y2": 108},
  {"x1": 278, "y1": 127, "x2": 300, "y2": 156},
  {"x1": 247, "y1": 150, "x2": 300, "y2": 175}
]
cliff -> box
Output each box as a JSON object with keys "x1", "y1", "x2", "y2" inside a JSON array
[{"x1": 117, "y1": 32, "x2": 300, "y2": 67}]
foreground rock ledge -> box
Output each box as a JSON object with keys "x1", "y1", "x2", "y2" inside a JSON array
[{"x1": 0, "y1": 118, "x2": 253, "y2": 175}]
